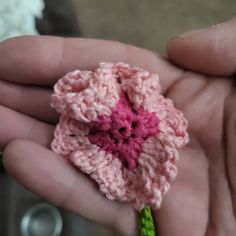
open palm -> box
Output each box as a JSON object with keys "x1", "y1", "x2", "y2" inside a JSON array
[{"x1": 1, "y1": 19, "x2": 236, "y2": 236}]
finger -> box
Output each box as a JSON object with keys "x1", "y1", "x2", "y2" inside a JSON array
[
  {"x1": 166, "y1": 17, "x2": 236, "y2": 76},
  {"x1": 0, "y1": 106, "x2": 54, "y2": 150},
  {"x1": 0, "y1": 36, "x2": 183, "y2": 92},
  {"x1": 0, "y1": 79, "x2": 58, "y2": 124},
  {"x1": 3, "y1": 139, "x2": 137, "y2": 236}
]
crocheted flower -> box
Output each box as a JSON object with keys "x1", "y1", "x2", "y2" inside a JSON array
[{"x1": 51, "y1": 63, "x2": 189, "y2": 210}]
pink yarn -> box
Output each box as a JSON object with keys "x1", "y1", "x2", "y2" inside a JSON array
[
  {"x1": 88, "y1": 93, "x2": 159, "y2": 170},
  {"x1": 51, "y1": 62, "x2": 189, "y2": 211}
]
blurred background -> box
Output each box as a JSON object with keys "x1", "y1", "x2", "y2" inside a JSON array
[
  {"x1": 1, "y1": 0, "x2": 236, "y2": 236},
  {"x1": 71, "y1": 0, "x2": 236, "y2": 53}
]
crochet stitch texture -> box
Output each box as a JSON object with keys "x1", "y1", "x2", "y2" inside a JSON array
[{"x1": 51, "y1": 62, "x2": 189, "y2": 210}]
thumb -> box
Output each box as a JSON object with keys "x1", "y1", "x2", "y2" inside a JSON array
[{"x1": 166, "y1": 17, "x2": 236, "y2": 76}]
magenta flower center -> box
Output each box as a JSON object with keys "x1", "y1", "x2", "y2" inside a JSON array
[{"x1": 88, "y1": 94, "x2": 159, "y2": 170}]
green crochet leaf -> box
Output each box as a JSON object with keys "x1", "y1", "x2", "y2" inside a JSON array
[{"x1": 139, "y1": 207, "x2": 156, "y2": 236}]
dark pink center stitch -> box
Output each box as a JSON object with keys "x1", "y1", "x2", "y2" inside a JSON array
[{"x1": 88, "y1": 94, "x2": 159, "y2": 170}]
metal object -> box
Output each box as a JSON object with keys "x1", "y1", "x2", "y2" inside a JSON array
[
  {"x1": 20, "y1": 203, "x2": 63, "y2": 236},
  {"x1": 0, "y1": 176, "x2": 113, "y2": 236}
]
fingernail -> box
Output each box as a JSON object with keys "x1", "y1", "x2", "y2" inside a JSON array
[
  {"x1": 210, "y1": 23, "x2": 221, "y2": 28},
  {"x1": 177, "y1": 24, "x2": 221, "y2": 39},
  {"x1": 177, "y1": 28, "x2": 210, "y2": 39}
]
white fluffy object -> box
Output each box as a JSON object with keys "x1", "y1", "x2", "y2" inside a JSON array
[{"x1": 0, "y1": 0, "x2": 44, "y2": 41}]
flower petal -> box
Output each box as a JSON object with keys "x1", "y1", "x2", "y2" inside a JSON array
[
  {"x1": 51, "y1": 115, "x2": 90, "y2": 156},
  {"x1": 70, "y1": 147, "x2": 128, "y2": 200},
  {"x1": 143, "y1": 95, "x2": 189, "y2": 148},
  {"x1": 124, "y1": 135, "x2": 179, "y2": 210},
  {"x1": 51, "y1": 70, "x2": 92, "y2": 114},
  {"x1": 112, "y1": 63, "x2": 161, "y2": 110},
  {"x1": 52, "y1": 66, "x2": 120, "y2": 122}
]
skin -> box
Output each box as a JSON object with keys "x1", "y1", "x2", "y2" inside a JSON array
[{"x1": 1, "y1": 17, "x2": 236, "y2": 236}]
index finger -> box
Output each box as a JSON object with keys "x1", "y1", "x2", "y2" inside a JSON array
[{"x1": 0, "y1": 36, "x2": 182, "y2": 92}]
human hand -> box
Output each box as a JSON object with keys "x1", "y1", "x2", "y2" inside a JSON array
[{"x1": 1, "y1": 17, "x2": 236, "y2": 236}]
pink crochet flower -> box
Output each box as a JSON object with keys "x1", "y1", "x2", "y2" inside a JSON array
[{"x1": 51, "y1": 63, "x2": 189, "y2": 211}]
